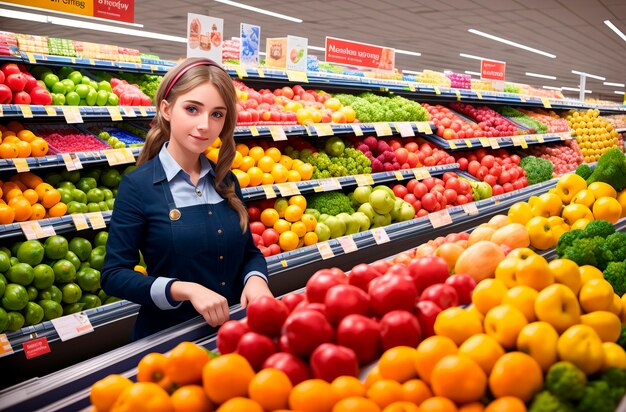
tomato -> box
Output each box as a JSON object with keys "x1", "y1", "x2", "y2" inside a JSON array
[
  {"x1": 262, "y1": 352, "x2": 311, "y2": 385},
  {"x1": 282, "y1": 309, "x2": 334, "y2": 357},
  {"x1": 380, "y1": 310, "x2": 422, "y2": 350},
  {"x1": 324, "y1": 284, "x2": 370, "y2": 325},
  {"x1": 336, "y1": 314, "x2": 381, "y2": 365},
  {"x1": 305, "y1": 268, "x2": 347, "y2": 303},
  {"x1": 407, "y1": 256, "x2": 450, "y2": 294},
  {"x1": 217, "y1": 320, "x2": 250, "y2": 354},
  {"x1": 348, "y1": 263, "x2": 382, "y2": 292},
  {"x1": 368, "y1": 273, "x2": 418, "y2": 317},
  {"x1": 236, "y1": 331, "x2": 277, "y2": 371},
  {"x1": 281, "y1": 293, "x2": 306, "y2": 313},
  {"x1": 310, "y1": 343, "x2": 359, "y2": 382},
  {"x1": 246, "y1": 296, "x2": 289, "y2": 338}
]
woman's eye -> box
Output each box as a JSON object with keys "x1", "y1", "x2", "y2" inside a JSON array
[
  {"x1": 212, "y1": 112, "x2": 225, "y2": 118},
  {"x1": 186, "y1": 106, "x2": 198, "y2": 113}
]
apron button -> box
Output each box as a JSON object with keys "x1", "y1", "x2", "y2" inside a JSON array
[
  {"x1": 221, "y1": 281, "x2": 226, "y2": 286},
  {"x1": 208, "y1": 211, "x2": 213, "y2": 215},
  {"x1": 219, "y1": 255, "x2": 224, "y2": 260},
  {"x1": 217, "y1": 229, "x2": 223, "y2": 234}
]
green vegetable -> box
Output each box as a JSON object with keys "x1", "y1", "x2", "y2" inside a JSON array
[
  {"x1": 576, "y1": 380, "x2": 622, "y2": 412},
  {"x1": 618, "y1": 325, "x2": 626, "y2": 350},
  {"x1": 556, "y1": 229, "x2": 585, "y2": 257},
  {"x1": 585, "y1": 148, "x2": 626, "y2": 192},
  {"x1": 545, "y1": 361, "x2": 587, "y2": 402},
  {"x1": 575, "y1": 164, "x2": 593, "y2": 180},
  {"x1": 520, "y1": 156, "x2": 554, "y2": 185},
  {"x1": 582, "y1": 220, "x2": 615, "y2": 239},
  {"x1": 603, "y1": 261, "x2": 626, "y2": 296},
  {"x1": 289, "y1": 146, "x2": 371, "y2": 180},
  {"x1": 599, "y1": 367, "x2": 626, "y2": 391},
  {"x1": 562, "y1": 236, "x2": 607, "y2": 269},
  {"x1": 334, "y1": 92, "x2": 428, "y2": 123},
  {"x1": 601, "y1": 232, "x2": 626, "y2": 262},
  {"x1": 529, "y1": 391, "x2": 574, "y2": 412},
  {"x1": 306, "y1": 192, "x2": 354, "y2": 216},
  {"x1": 497, "y1": 106, "x2": 548, "y2": 134}
]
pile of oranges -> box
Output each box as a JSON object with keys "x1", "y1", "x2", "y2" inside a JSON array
[
  {"x1": 0, "y1": 121, "x2": 49, "y2": 159},
  {"x1": 0, "y1": 172, "x2": 66, "y2": 224},
  {"x1": 258, "y1": 195, "x2": 318, "y2": 252}
]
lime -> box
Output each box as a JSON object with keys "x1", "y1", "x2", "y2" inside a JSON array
[
  {"x1": 69, "y1": 237, "x2": 92, "y2": 262},
  {"x1": 0, "y1": 276, "x2": 5, "y2": 299},
  {"x1": 61, "y1": 283, "x2": 82, "y2": 304},
  {"x1": 57, "y1": 181, "x2": 76, "y2": 190},
  {"x1": 85, "y1": 168, "x2": 101, "y2": 181},
  {"x1": 76, "y1": 177, "x2": 97, "y2": 193},
  {"x1": 100, "y1": 169, "x2": 121, "y2": 188},
  {"x1": 87, "y1": 188, "x2": 104, "y2": 203},
  {"x1": 61, "y1": 169, "x2": 81, "y2": 183},
  {"x1": 123, "y1": 165, "x2": 136, "y2": 175},
  {"x1": 63, "y1": 302, "x2": 85, "y2": 316},
  {"x1": 6, "y1": 263, "x2": 35, "y2": 286},
  {"x1": 39, "y1": 299, "x2": 63, "y2": 321},
  {"x1": 22, "y1": 302, "x2": 44, "y2": 326},
  {"x1": 26, "y1": 286, "x2": 38, "y2": 301},
  {"x1": 66, "y1": 201, "x2": 83, "y2": 214},
  {"x1": 104, "y1": 296, "x2": 121, "y2": 305},
  {"x1": 71, "y1": 189, "x2": 87, "y2": 204},
  {"x1": 0, "y1": 247, "x2": 10, "y2": 257},
  {"x1": 112, "y1": 188, "x2": 118, "y2": 197},
  {"x1": 89, "y1": 246, "x2": 106, "y2": 271},
  {"x1": 9, "y1": 257, "x2": 19, "y2": 267},
  {"x1": 94, "y1": 231, "x2": 108, "y2": 247},
  {"x1": 44, "y1": 236, "x2": 69, "y2": 260},
  {"x1": 106, "y1": 198, "x2": 115, "y2": 210},
  {"x1": 57, "y1": 188, "x2": 73, "y2": 204},
  {"x1": 44, "y1": 172, "x2": 62, "y2": 187},
  {"x1": 32, "y1": 264, "x2": 54, "y2": 290},
  {"x1": 0, "y1": 252, "x2": 10, "y2": 273},
  {"x1": 79, "y1": 293, "x2": 101, "y2": 309},
  {"x1": 6, "y1": 311, "x2": 24, "y2": 331},
  {"x1": 97, "y1": 289, "x2": 108, "y2": 302},
  {"x1": 98, "y1": 201, "x2": 109, "y2": 212},
  {"x1": 53, "y1": 259, "x2": 76, "y2": 283},
  {"x1": 2, "y1": 284, "x2": 29, "y2": 310},
  {"x1": 0, "y1": 307, "x2": 7, "y2": 332},
  {"x1": 87, "y1": 203, "x2": 101, "y2": 213},
  {"x1": 10, "y1": 242, "x2": 22, "y2": 258},
  {"x1": 16, "y1": 240, "x2": 44, "y2": 266},
  {"x1": 80, "y1": 203, "x2": 89, "y2": 213},
  {"x1": 38, "y1": 285, "x2": 62, "y2": 303},
  {"x1": 76, "y1": 267, "x2": 100, "y2": 292},
  {"x1": 101, "y1": 188, "x2": 114, "y2": 200},
  {"x1": 65, "y1": 251, "x2": 81, "y2": 270},
  {"x1": 80, "y1": 262, "x2": 90, "y2": 270}
]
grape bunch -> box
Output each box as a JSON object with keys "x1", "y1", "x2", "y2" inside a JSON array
[
  {"x1": 334, "y1": 92, "x2": 428, "y2": 123},
  {"x1": 285, "y1": 147, "x2": 371, "y2": 179}
]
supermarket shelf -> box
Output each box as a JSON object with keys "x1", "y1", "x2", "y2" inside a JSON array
[
  {"x1": 241, "y1": 163, "x2": 457, "y2": 201},
  {"x1": 0, "y1": 211, "x2": 111, "y2": 240},
  {"x1": 0, "y1": 104, "x2": 156, "y2": 119},
  {"x1": 616, "y1": 127, "x2": 626, "y2": 133},
  {"x1": 422, "y1": 132, "x2": 574, "y2": 151}
]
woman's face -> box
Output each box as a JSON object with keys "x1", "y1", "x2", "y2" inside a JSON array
[{"x1": 161, "y1": 81, "x2": 227, "y2": 157}]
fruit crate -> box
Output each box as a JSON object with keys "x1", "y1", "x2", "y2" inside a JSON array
[
  {"x1": 26, "y1": 123, "x2": 111, "y2": 154},
  {"x1": 77, "y1": 123, "x2": 145, "y2": 145}
]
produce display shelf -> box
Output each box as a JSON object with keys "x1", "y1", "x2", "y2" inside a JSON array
[
  {"x1": 616, "y1": 127, "x2": 626, "y2": 133},
  {"x1": 0, "y1": 210, "x2": 111, "y2": 240},
  {"x1": 422, "y1": 131, "x2": 574, "y2": 151},
  {"x1": 0, "y1": 52, "x2": 175, "y2": 75},
  {"x1": 240, "y1": 163, "x2": 458, "y2": 201},
  {"x1": 0, "y1": 104, "x2": 156, "y2": 119}
]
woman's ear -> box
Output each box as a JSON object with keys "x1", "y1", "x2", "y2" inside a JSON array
[{"x1": 160, "y1": 100, "x2": 172, "y2": 121}]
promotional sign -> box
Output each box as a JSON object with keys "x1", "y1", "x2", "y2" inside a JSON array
[
  {"x1": 4, "y1": 0, "x2": 134, "y2": 23},
  {"x1": 187, "y1": 13, "x2": 223, "y2": 61},
  {"x1": 240, "y1": 23, "x2": 260, "y2": 67},
  {"x1": 265, "y1": 38, "x2": 288, "y2": 69},
  {"x1": 286, "y1": 35, "x2": 308, "y2": 72},
  {"x1": 481, "y1": 59, "x2": 506, "y2": 92},
  {"x1": 325, "y1": 37, "x2": 395, "y2": 71}
]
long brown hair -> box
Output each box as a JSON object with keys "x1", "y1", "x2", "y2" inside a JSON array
[{"x1": 138, "y1": 57, "x2": 248, "y2": 232}]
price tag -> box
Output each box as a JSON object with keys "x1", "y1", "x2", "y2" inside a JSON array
[
  {"x1": 428, "y1": 209, "x2": 453, "y2": 228},
  {"x1": 235, "y1": 66, "x2": 247, "y2": 79},
  {"x1": 25, "y1": 52, "x2": 37, "y2": 63},
  {"x1": 540, "y1": 97, "x2": 552, "y2": 108},
  {"x1": 71, "y1": 214, "x2": 89, "y2": 231},
  {"x1": 71, "y1": 57, "x2": 76, "y2": 64},
  {"x1": 464, "y1": 139, "x2": 473, "y2": 148},
  {"x1": 62, "y1": 106, "x2": 83, "y2": 124},
  {"x1": 433, "y1": 86, "x2": 441, "y2": 95},
  {"x1": 394, "y1": 122, "x2": 415, "y2": 137},
  {"x1": 62, "y1": 153, "x2": 83, "y2": 170},
  {"x1": 512, "y1": 136, "x2": 522, "y2": 147},
  {"x1": 248, "y1": 126, "x2": 259, "y2": 136},
  {"x1": 413, "y1": 167, "x2": 431, "y2": 180},
  {"x1": 371, "y1": 227, "x2": 390, "y2": 245},
  {"x1": 318, "y1": 178, "x2": 341, "y2": 191},
  {"x1": 354, "y1": 174, "x2": 374, "y2": 186},
  {"x1": 262, "y1": 185, "x2": 276, "y2": 199},
  {"x1": 351, "y1": 124, "x2": 363, "y2": 136},
  {"x1": 150, "y1": 65, "x2": 158, "y2": 73},
  {"x1": 394, "y1": 170, "x2": 404, "y2": 181},
  {"x1": 89, "y1": 58, "x2": 96, "y2": 66},
  {"x1": 269, "y1": 126, "x2": 288, "y2": 141},
  {"x1": 475, "y1": 91, "x2": 483, "y2": 100},
  {"x1": 490, "y1": 139, "x2": 500, "y2": 149},
  {"x1": 87, "y1": 212, "x2": 106, "y2": 229},
  {"x1": 20, "y1": 221, "x2": 45, "y2": 239},
  {"x1": 408, "y1": 83, "x2": 416, "y2": 92},
  {"x1": 18, "y1": 105, "x2": 33, "y2": 118},
  {"x1": 479, "y1": 138, "x2": 490, "y2": 147},
  {"x1": 537, "y1": 135, "x2": 544, "y2": 143},
  {"x1": 373, "y1": 122, "x2": 393, "y2": 137},
  {"x1": 107, "y1": 107, "x2": 123, "y2": 121},
  {"x1": 276, "y1": 182, "x2": 300, "y2": 197},
  {"x1": 462, "y1": 202, "x2": 479, "y2": 215},
  {"x1": 448, "y1": 140, "x2": 458, "y2": 149},
  {"x1": 257, "y1": 68, "x2": 265, "y2": 78},
  {"x1": 44, "y1": 106, "x2": 57, "y2": 116},
  {"x1": 104, "y1": 149, "x2": 126, "y2": 165},
  {"x1": 13, "y1": 158, "x2": 29, "y2": 173},
  {"x1": 455, "y1": 89, "x2": 461, "y2": 101},
  {"x1": 313, "y1": 124, "x2": 334, "y2": 137},
  {"x1": 41, "y1": 225, "x2": 56, "y2": 238},
  {"x1": 280, "y1": 259, "x2": 288, "y2": 267},
  {"x1": 415, "y1": 122, "x2": 432, "y2": 134},
  {"x1": 51, "y1": 312, "x2": 94, "y2": 341},
  {"x1": 138, "y1": 106, "x2": 148, "y2": 116},
  {"x1": 122, "y1": 107, "x2": 136, "y2": 117},
  {"x1": 0, "y1": 106, "x2": 3, "y2": 117},
  {"x1": 520, "y1": 138, "x2": 528, "y2": 149},
  {"x1": 337, "y1": 236, "x2": 358, "y2": 254},
  {"x1": 286, "y1": 70, "x2": 308, "y2": 83},
  {"x1": 317, "y1": 242, "x2": 335, "y2": 260},
  {"x1": 23, "y1": 337, "x2": 51, "y2": 360},
  {"x1": 0, "y1": 334, "x2": 14, "y2": 358},
  {"x1": 519, "y1": 95, "x2": 527, "y2": 102}
]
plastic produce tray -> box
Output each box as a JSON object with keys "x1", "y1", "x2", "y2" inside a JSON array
[
  {"x1": 77, "y1": 123, "x2": 145, "y2": 145},
  {"x1": 26, "y1": 123, "x2": 111, "y2": 154}
]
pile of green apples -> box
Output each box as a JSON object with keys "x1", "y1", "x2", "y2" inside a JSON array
[{"x1": 32, "y1": 66, "x2": 119, "y2": 106}]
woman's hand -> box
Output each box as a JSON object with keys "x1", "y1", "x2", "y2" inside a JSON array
[
  {"x1": 240, "y1": 276, "x2": 273, "y2": 308},
  {"x1": 170, "y1": 281, "x2": 229, "y2": 327}
]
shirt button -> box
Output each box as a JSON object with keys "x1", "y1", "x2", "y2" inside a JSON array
[
  {"x1": 221, "y1": 281, "x2": 226, "y2": 286},
  {"x1": 217, "y1": 229, "x2": 222, "y2": 234},
  {"x1": 219, "y1": 255, "x2": 224, "y2": 260},
  {"x1": 208, "y1": 211, "x2": 213, "y2": 215}
]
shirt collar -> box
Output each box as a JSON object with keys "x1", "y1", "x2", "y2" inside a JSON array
[{"x1": 158, "y1": 143, "x2": 215, "y2": 182}]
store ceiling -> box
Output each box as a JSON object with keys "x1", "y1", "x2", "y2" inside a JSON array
[{"x1": 1, "y1": 0, "x2": 625, "y2": 101}]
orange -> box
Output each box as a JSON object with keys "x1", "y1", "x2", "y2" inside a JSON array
[
  {"x1": 9, "y1": 196, "x2": 32, "y2": 221},
  {"x1": 459, "y1": 403, "x2": 485, "y2": 412},
  {"x1": 257, "y1": 156, "x2": 275, "y2": 173},
  {"x1": 21, "y1": 172, "x2": 43, "y2": 190},
  {"x1": 0, "y1": 143, "x2": 18, "y2": 159},
  {"x1": 289, "y1": 195, "x2": 307, "y2": 210},
  {"x1": 265, "y1": 147, "x2": 282, "y2": 162},
  {"x1": 30, "y1": 138, "x2": 49, "y2": 157},
  {"x1": 4, "y1": 187, "x2": 23, "y2": 201},
  {"x1": 401, "y1": 379, "x2": 432, "y2": 405},
  {"x1": 30, "y1": 203, "x2": 46, "y2": 220},
  {"x1": 239, "y1": 156, "x2": 255, "y2": 172},
  {"x1": 331, "y1": 376, "x2": 366, "y2": 400},
  {"x1": 202, "y1": 353, "x2": 254, "y2": 405},
  {"x1": 279, "y1": 155, "x2": 294, "y2": 170},
  {"x1": 484, "y1": 397, "x2": 527, "y2": 412},
  {"x1": 274, "y1": 219, "x2": 291, "y2": 234},
  {"x1": 35, "y1": 183, "x2": 54, "y2": 202},
  {"x1": 289, "y1": 379, "x2": 338, "y2": 412},
  {"x1": 483, "y1": 305, "x2": 528, "y2": 350},
  {"x1": 431, "y1": 355, "x2": 487, "y2": 404},
  {"x1": 284, "y1": 204, "x2": 304, "y2": 223},
  {"x1": 248, "y1": 368, "x2": 292, "y2": 411},
  {"x1": 271, "y1": 163, "x2": 289, "y2": 183},
  {"x1": 420, "y1": 397, "x2": 458, "y2": 412},
  {"x1": 501, "y1": 286, "x2": 538, "y2": 323},
  {"x1": 48, "y1": 202, "x2": 67, "y2": 218},
  {"x1": 472, "y1": 279, "x2": 508, "y2": 315},
  {"x1": 333, "y1": 397, "x2": 381, "y2": 412},
  {"x1": 211, "y1": 137, "x2": 221, "y2": 149},
  {"x1": 0, "y1": 203, "x2": 15, "y2": 224},
  {"x1": 458, "y1": 334, "x2": 505, "y2": 375},
  {"x1": 382, "y1": 401, "x2": 420, "y2": 412},
  {"x1": 171, "y1": 385, "x2": 213, "y2": 412},
  {"x1": 216, "y1": 397, "x2": 263, "y2": 412},
  {"x1": 433, "y1": 307, "x2": 483, "y2": 346},
  {"x1": 2, "y1": 136, "x2": 20, "y2": 144},
  {"x1": 261, "y1": 173, "x2": 275, "y2": 185},
  {"x1": 15, "y1": 141, "x2": 31, "y2": 158},
  {"x1": 301, "y1": 214, "x2": 317, "y2": 232},
  {"x1": 1, "y1": 130, "x2": 15, "y2": 137},
  {"x1": 287, "y1": 170, "x2": 302, "y2": 182},
  {"x1": 279, "y1": 230, "x2": 299, "y2": 251},
  {"x1": 137, "y1": 353, "x2": 168, "y2": 385},
  {"x1": 366, "y1": 380, "x2": 404, "y2": 409},
  {"x1": 364, "y1": 366, "x2": 382, "y2": 390},
  {"x1": 235, "y1": 143, "x2": 249, "y2": 157},
  {"x1": 90, "y1": 374, "x2": 133, "y2": 412},
  {"x1": 378, "y1": 346, "x2": 419, "y2": 383},
  {"x1": 22, "y1": 189, "x2": 38, "y2": 205},
  {"x1": 246, "y1": 167, "x2": 263, "y2": 186},
  {"x1": 206, "y1": 148, "x2": 219, "y2": 163},
  {"x1": 415, "y1": 336, "x2": 458, "y2": 384},
  {"x1": 230, "y1": 151, "x2": 243, "y2": 169},
  {"x1": 5, "y1": 120, "x2": 24, "y2": 133},
  {"x1": 291, "y1": 159, "x2": 304, "y2": 171},
  {"x1": 260, "y1": 208, "x2": 280, "y2": 227},
  {"x1": 488, "y1": 352, "x2": 543, "y2": 403},
  {"x1": 165, "y1": 341, "x2": 210, "y2": 386},
  {"x1": 303, "y1": 232, "x2": 318, "y2": 246},
  {"x1": 232, "y1": 169, "x2": 250, "y2": 188},
  {"x1": 17, "y1": 129, "x2": 37, "y2": 143},
  {"x1": 290, "y1": 221, "x2": 307, "y2": 238},
  {"x1": 248, "y1": 146, "x2": 265, "y2": 162},
  {"x1": 298, "y1": 163, "x2": 314, "y2": 180},
  {"x1": 111, "y1": 382, "x2": 174, "y2": 412}
]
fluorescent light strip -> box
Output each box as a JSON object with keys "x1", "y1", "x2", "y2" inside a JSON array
[
  {"x1": 460, "y1": 53, "x2": 487, "y2": 61},
  {"x1": 615, "y1": 91, "x2": 625, "y2": 95},
  {"x1": 395, "y1": 49, "x2": 421, "y2": 57},
  {"x1": 468, "y1": 29, "x2": 556, "y2": 58},
  {"x1": 604, "y1": 81, "x2": 625, "y2": 87},
  {"x1": 571, "y1": 70, "x2": 605, "y2": 81},
  {"x1": 604, "y1": 20, "x2": 626, "y2": 42},
  {"x1": 402, "y1": 70, "x2": 422, "y2": 75},
  {"x1": 0, "y1": 8, "x2": 47, "y2": 23},
  {"x1": 307, "y1": 45, "x2": 325, "y2": 51},
  {"x1": 543, "y1": 86, "x2": 561, "y2": 90},
  {"x1": 465, "y1": 71, "x2": 481, "y2": 76},
  {"x1": 561, "y1": 87, "x2": 592, "y2": 93},
  {"x1": 214, "y1": 0, "x2": 302, "y2": 23},
  {"x1": 526, "y1": 72, "x2": 557, "y2": 80}
]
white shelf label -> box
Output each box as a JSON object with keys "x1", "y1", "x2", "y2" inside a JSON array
[
  {"x1": 86, "y1": 212, "x2": 106, "y2": 229},
  {"x1": 71, "y1": 214, "x2": 89, "y2": 231},
  {"x1": 371, "y1": 227, "x2": 390, "y2": 244},
  {"x1": 51, "y1": 312, "x2": 94, "y2": 341},
  {"x1": 428, "y1": 209, "x2": 453, "y2": 228},
  {"x1": 337, "y1": 236, "x2": 358, "y2": 254},
  {"x1": 317, "y1": 242, "x2": 335, "y2": 259},
  {"x1": 462, "y1": 202, "x2": 479, "y2": 215},
  {"x1": 394, "y1": 122, "x2": 415, "y2": 137}
]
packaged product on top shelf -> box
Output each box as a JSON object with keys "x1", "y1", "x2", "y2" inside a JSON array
[
  {"x1": 0, "y1": 31, "x2": 17, "y2": 56},
  {"x1": 222, "y1": 38, "x2": 240, "y2": 63},
  {"x1": 415, "y1": 70, "x2": 451, "y2": 87},
  {"x1": 470, "y1": 78, "x2": 495, "y2": 92},
  {"x1": 516, "y1": 108, "x2": 570, "y2": 133},
  {"x1": 116, "y1": 46, "x2": 141, "y2": 63},
  {"x1": 15, "y1": 34, "x2": 48, "y2": 54},
  {"x1": 47, "y1": 38, "x2": 78, "y2": 57},
  {"x1": 445, "y1": 71, "x2": 471, "y2": 89},
  {"x1": 522, "y1": 140, "x2": 584, "y2": 176}
]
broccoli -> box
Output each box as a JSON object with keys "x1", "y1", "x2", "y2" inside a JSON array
[
  {"x1": 586, "y1": 148, "x2": 626, "y2": 192},
  {"x1": 582, "y1": 220, "x2": 615, "y2": 239},
  {"x1": 546, "y1": 361, "x2": 587, "y2": 402},
  {"x1": 529, "y1": 391, "x2": 575, "y2": 412},
  {"x1": 306, "y1": 192, "x2": 354, "y2": 216},
  {"x1": 520, "y1": 156, "x2": 554, "y2": 185},
  {"x1": 556, "y1": 229, "x2": 585, "y2": 258},
  {"x1": 600, "y1": 367, "x2": 626, "y2": 391},
  {"x1": 603, "y1": 232, "x2": 626, "y2": 262},
  {"x1": 576, "y1": 380, "x2": 622, "y2": 412},
  {"x1": 575, "y1": 164, "x2": 593, "y2": 180},
  {"x1": 618, "y1": 325, "x2": 626, "y2": 350},
  {"x1": 603, "y1": 261, "x2": 626, "y2": 296},
  {"x1": 563, "y1": 236, "x2": 606, "y2": 269}
]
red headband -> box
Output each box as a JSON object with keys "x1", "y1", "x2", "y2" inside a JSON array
[{"x1": 163, "y1": 59, "x2": 224, "y2": 100}]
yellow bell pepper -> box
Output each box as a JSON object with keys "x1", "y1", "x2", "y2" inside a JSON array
[
  {"x1": 547, "y1": 216, "x2": 570, "y2": 244},
  {"x1": 531, "y1": 193, "x2": 563, "y2": 218},
  {"x1": 555, "y1": 174, "x2": 587, "y2": 204},
  {"x1": 494, "y1": 249, "x2": 554, "y2": 290},
  {"x1": 526, "y1": 216, "x2": 557, "y2": 250}
]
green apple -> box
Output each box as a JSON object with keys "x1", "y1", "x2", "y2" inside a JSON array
[
  {"x1": 87, "y1": 203, "x2": 101, "y2": 213},
  {"x1": 107, "y1": 137, "x2": 119, "y2": 145},
  {"x1": 305, "y1": 208, "x2": 320, "y2": 220},
  {"x1": 57, "y1": 181, "x2": 75, "y2": 190},
  {"x1": 66, "y1": 201, "x2": 83, "y2": 214},
  {"x1": 369, "y1": 190, "x2": 394, "y2": 215},
  {"x1": 106, "y1": 198, "x2": 115, "y2": 210},
  {"x1": 371, "y1": 212, "x2": 391, "y2": 228},
  {"x1": 51, "y1": 82, "x2": 66, "y2": 95},
  {"x1": 96, "y1": 90, "x2": 109, "y2": 106},
  {"x1": 107, "y1": 93, "x2": 119, "y2": 106},
  {"x1": 351, "y1": 212, "x2": 371, "y2": 231},
  {"x1": 318, "y1": 214, "x2": 329, "y2": 223},
  {"x1": 353, "y1": 186, "x2": 372, "y2": 205},
  {"x1": 324, "y1": 216, "x2": 346, "y2": 239},
  {"x1": 101, "y1": 188, "x2": 114, "y2": 200},
  {"x1": 61, "y1": 170, "x2": 81, "y2": 183},
  {"x1": 97, "y1": 81, "x2": 112, "y2": 92},
  {"x1": 68, "y1": 71, "x2": 82, "y2": 85},
  {"x1": 113, "y1": 142, "x2": 126, "y2": 149},
  {"x1": 357, "y1": 203, "x2": 375, "y2": 221},
  {"x1": 52, "y1": 93, "x2": 65, "y2": 106},
  {"x1": 97, "y1": 201, "x2": 109, "y2": 211},
  {"x1": 398, "y1": 202, "x2": 416, "y2": 222},
  {"x1": 57, "y1": 188, "x2": 73, "y2": 204},
  {"x1": 89, "y1": 81, "x2": 99, "y2": 91},
  {"x1": 43, "y1": 73, "x2": 60, "y2": 89},
  {"x1": 86, "y1": 89, "x2": 98, "y2": 106},
  {"x1": 61, "y1": 79, "x2": 75, "y2": 93},
  {"x1": 337, "y1": 213, "x2": 359, "y2": 235},
  {"x1": 314, "y1": 222, "x2": 331, "y2": 242},
  {"x1": 389, "y1": 198, "x2": 404, "y2": 221},
  {"x1": 373, "y1": 185, "x2": 396, "y2": 199},
  {"x1": 65, "y1": 91, "x2": 80, "y2": 106},
  {"x1": 57, "y1": 66, "x2": 73, "y2": 80},
  {"x1": 81, "y1": 76, "x2": 91, "y2": 85},
  {"x1": 71, "y1": 189, "x2": 87, "y2": 204},
  {"x1": 79, "y1": 99, "x2": 88, "y2": 106},
  {"x1": 75, "y1": 84, "x2": 90, "y2": 99}
]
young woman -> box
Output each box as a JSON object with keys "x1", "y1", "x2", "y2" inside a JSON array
[{"x1": 102, "y1": 58, "x2": 272, "y2": 340}]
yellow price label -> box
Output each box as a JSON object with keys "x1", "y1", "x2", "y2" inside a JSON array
[
  {"x1": 413, "y1": 168, "x2": 431, "y2": 180},
  {"x1": 394, "y1": 170, "x2": 404, "y2": 181},
  {"x1": 351, "y1": 124, "x2": 363, "y2": 136},
  {"x1": 138, "y1": 106, "x2": 148, "y2": 116},
  {"x1": 428, "y1": 209, "x2": 453, "y2": 228},
  {"x1": 18, "y1": 105, "x2": 33, "y2": 118},
  {"x1": 479, "y1": 138, "x2": 490, "y2": 147},
  {"x1": 150, "y1": 65, "x2": 157, "y2": 73},
  {"x1": 280, "y1": 259, "x2": 288, "y2": 267},
  {"x1": 20, "y1": 221, "x2": 45, "y2": 240},
  {"x1": 313, "y1": 124, "x2": 334, "y2": 137},
  {"x1": 269, "y1": 126, "x2": 288, "y2": 141},
  {"x1": 276, "y1": 182, "x2": 300, "y2": 197},
  {"x1": 107, "y1": 107, "x2": 123, "y2": 121},
  {"x1": 0, "y1": 106, "x2": 3, "y2": 117},
  {"x1": 475, "y1": 91, "x2": 483, "y2": 100},
  {"x1": 433, "y1": 86, "x2": 441, "y2": 95},
  {"x1": 354, "y1": 174, "x2": 374, "y2": 186},
  {"x1": 61, "y1": 107, "x2": 83, "y2": 124},
  {"x1": 262, "y1": 185, "x2": 276, "y2": 199},
  {"x1": 541, "y1": 97, "x2": 552, "y2": 108},
  {"x1": 44, "y1": 106, "x2": 57, "y2": 116},
  {"x1": 104, "y1": 149, "x2": 132, "y2": 166},
  {"x1": 537, "y1": 135, "x2": 545, "y2": 143},
  {"x1": 13, "y1": 158, "x2": 29, "y2": 173},
  {"x1": 415, "y1": 122, "x2": 433, "y2": 135},
  {"x1": 26, "y1": 52, "x2": 37, "y2": 63},
  {"x1": 257, "y1": 68, "x2": 265, "y2": 78},
  {"x1": 89, "y1": 58, "x2": 95, "y2": 65},
  {"x1": 86, "y1": 212, "x2": 106, "y2": 229},
  {"x1": 317, "y1": 242, "x2": 335, "y2": 260},
  {"x1": 0, "y1": 333, "x2": 14, "y2": 357},
  {"x1": 408, "y1": 83, "x2": 416, "y2": 92},
  {"x1": 122, "y1": 107, "x2": 136, "y2": 117},
  {"x1": 520, "y1": 138, "x2": 528, "y2": 149},
  {"x1": 464, "y1": 139, "x2": 473, "y2": 148},
  {"x1": 490, "y1": 139, "x2": 500, "y2": 149},
  {"x1": 286, "y1": 70, "x2": 308, "y2": 83},
  {"x1": 519, "y1": 95, "x2": 527, "y2": 102},
  {"x1": 448, "y1": 140, "x2": 458, "y2": 150},
  {"x1": 235, "y1": 66, "x2": 247, "y2": 78},
  {"x1": 248, "y1": 126, "x2": 259, "y2": 136},
  {"x1": 455, "y1": 89, "x2": 461, "y2": 101},
  {"x1": 373, "y1": 123, "x2": 393, "y2": 137}
]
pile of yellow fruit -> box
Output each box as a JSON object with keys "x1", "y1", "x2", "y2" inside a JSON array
[{"x1": 566, "y1": 109, "x2": 619, "y2": 163}]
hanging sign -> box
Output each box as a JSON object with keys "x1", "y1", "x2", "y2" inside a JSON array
[
  {"x1": 4, "y1": 0, "x2": 134, "y2": 23},
  {"x1": 481, "y1": 59, "x2": 506, "y2": 92},
  {"x1": 240, "y1": 23, "x2": 260, "y2": 67},
  {"x1": 187, "y1": 13, "x2": 223, "y2": 61},
  {"x1": 325, "y1": 37, "x2": 395, "y2": 72}
]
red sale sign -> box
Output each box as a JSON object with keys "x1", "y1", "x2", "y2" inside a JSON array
[
  {"x1": 481, "y1": 60, "x2": 506, "y2": 81},
  {"x1": 325, "y1": 37, "x2": 395, "y2": 71},
  {"x1": 94, "y1": 0, "x2": 134, "y2": 23}
]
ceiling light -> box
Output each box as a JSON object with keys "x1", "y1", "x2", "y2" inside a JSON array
[
  {"x1": 604, "y1": 81, "x2": 625, "y2": 87},
  {"x1": 465, "y1": 71, "x2": 481, "y2": 76},
  {"x1": 460, "y1": 53, "x2": 487, "y2": 61},
  {"x1": 403, "y1": 70, "x2": 422, "y2": 75},
  {"x1": 561, "y1": 87, "x2": 592, "y2": 93},
  {"x1": 395, "y1": 49, "x2": 421, "y2": 57},
  {"x1": 468, "y1": 29, "x2": 556, "y2": 58},
  {"x1": 604, "y1": 20, "x2": 626, "y2": 42},
  {"x1": 571, "y1": 70, "x2": 605, "y2": 80},
  {"x1": 307, "y1": 45, "x2": 325, "y2": 51},
  {"x1": 615, "y1": 91, "x2": 625, "y2": 95},
  {"x1": 543, "y1": 86, "x2": 561, "y2": 90},
  {"x1": 0, "y1": 8, "x2": 47, "y2": 23},
  {"x1": 214, "y1": 0, "x2": 302, "y2": 23},
  {"x1": 526, "y1": 72, "x2": 556, "y2": 80}
]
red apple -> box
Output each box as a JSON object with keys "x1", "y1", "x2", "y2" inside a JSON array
[
  {"x1": 414, "y1": 300, "x2": 441, "y2": 338},
  {"x1": 444, "y1": 274, "x2": 476, "y2": 305}
]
